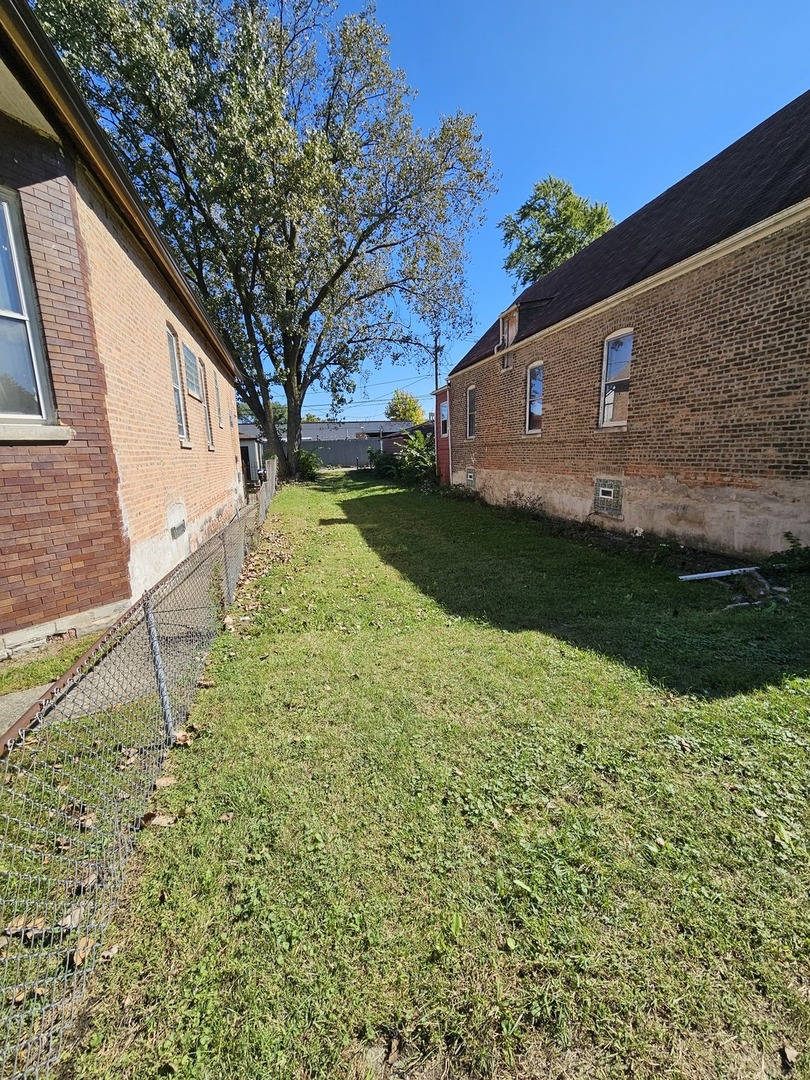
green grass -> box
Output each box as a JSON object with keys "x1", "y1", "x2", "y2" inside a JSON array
[
  {"x1": 59, "y1": 474, "x2": 810, "y2": 1079},
  {"x1": 0, "y1": 635, "x2": 99, "y2": 695}
]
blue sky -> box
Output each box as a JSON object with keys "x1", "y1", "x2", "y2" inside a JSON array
[{"x1": 301, "y1": 0, "x2": 810, "y2": 420}]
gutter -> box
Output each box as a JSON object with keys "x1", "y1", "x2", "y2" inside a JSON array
[{"x1": 0, "y1": 0, "x2": 244, "y2": 384}]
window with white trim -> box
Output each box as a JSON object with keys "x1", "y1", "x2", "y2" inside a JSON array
[
  {"x1": 200, "y1": 361, "x2": 214, "y2": 449},
  {"x1": 166, "y1": 327, "x2": 188, "y2": 440},
  {"x1": 213, "y1": 369, "x2": 223, "y2": 427},
  {"x1": 0, "y1": 191, "x2": 52, "y2": 420},
  {"x1": 439, "y1": 400, "x2": 448, "y2": 437},
  {"x1": 526, "y1": 362, "x2": 543, "y2": 433},
  {"x1": 600, "y1": 330, "x2": 633, "y2": 426},
  {"x1": 183, "y1": 343, "x2": 201, "y2": 398},
  {"x1": 466, "y1": 384, "x2": 476, "y2": 438}
]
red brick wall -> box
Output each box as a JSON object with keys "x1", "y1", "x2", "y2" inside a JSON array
[
  {"x1": 449, "y1": 215, "x2": 810, "y2": 554},
  {"x1": 435, "y1": 388, "x2": 450, "y2": 484},
  {"x1": 0, "y1": 116, "x2": 131, "y2": 636}
]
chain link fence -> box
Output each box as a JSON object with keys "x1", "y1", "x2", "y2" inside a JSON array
[{"x1": 0, "y1": 472, "x2": 275, "y2": 1079}]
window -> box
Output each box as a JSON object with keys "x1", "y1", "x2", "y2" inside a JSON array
[
  {"x1": 183, "y1": 343, "x2": 201, "y2": 398},
  {"x1": 466, "y1": 385, "x2": 476, "y2": 438},
  {"x1": 526, "y1": 362, "x2": 543, "y2": 433},
  {"x1": 600, "y1": 330, "x2": 633, "y2": 426},
  {"x1": 498, "y1": 308, "x2": 517, "y2": 351},
  {"x1": 200, "y1": 361, "x2": 214, "y2": 449},
  {"x1": 439, "y1": 400, "x2": 448, "y2": 437},
  {"x1": 0, "y1": 191, "x2": 52, "y2": 419},
  {"x1": 213, "y1": 369, "x2": 223, "y2": 427},
  {"x1": 166, "y1": 328, "x2": 188, "y2": 440}
]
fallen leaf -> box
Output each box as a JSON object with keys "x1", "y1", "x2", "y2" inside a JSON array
[
  {"x1": 142, "y1": 813, "x2": 177, "y2": 828},
  {"x1": 219, "y1": 812, "x2": 234, "y2": 823},
  {"x1": 73, "y1": 868, "x2": 98, "y2": 894},
  {"x1": 197, "y1": 677, "x2": 216, "y2": 689},
  {"x1": 72, "y1": 936, "x2": 95, "y2": 967},
  {"x1": 155, "y1": 776, "x2": 176, "y2": 789},
  {"x1": 24, "y1": 917, "x2": 48, "y2": 942},
  {"x1": 101, "y1": 944, "x2": 120, "y2": 962},
  {"x1": 782, "y1": 1044, "x2": 799, "y2": 1066},
  {"x1": 173, "y1": 732, "x2": 194, "y2": 747},
  {"x1": 59, "y1": 905, "x2": 85, "y2": 932}
]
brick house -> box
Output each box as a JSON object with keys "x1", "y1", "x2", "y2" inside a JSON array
[
  {"x1": 446, "y1": 91, "x2": 810, "y2": 555},
  {"x1": 0, "y1": 0, "x2": 244, "y2": 656}
]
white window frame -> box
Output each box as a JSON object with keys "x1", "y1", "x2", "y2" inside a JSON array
[
  {"x1": 599, "y1": 328, "x2": 633, "y2": 428},
  {"x1": 466, "y1": 384, "x2": 476, "y2": 439},
  {"x1": 0, "y1": 189, "x2": 53, "y2": 422},
  {"x1": 213, "y1": 368, "x2": 223, "y2": 427},
  {"x1": 166, "y1": 327, "x2": 189, "y2": 442},
  {"x1": 439, "y1": 399, "x2": 448, "y2": 437},
  {"x1": 200, "y1": 360, "x2": 215, "y2": 449},
  {"x1": 526, "y1": 361, "x2": 544, "y2": 434},
  {"x1": 183, "y1": 343, "x2": 202, "y2": 399}
]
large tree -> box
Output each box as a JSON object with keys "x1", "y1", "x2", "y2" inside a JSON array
[
  {"x1": 35, "y1": 0, "x2": 494, "y2": 475},
  {"x1": 499, "y1": 174, "x2": 614, "y2": 287}
]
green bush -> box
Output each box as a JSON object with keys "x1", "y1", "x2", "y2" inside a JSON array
[
  {"x1": 398, "y1": 430, "x2": 436, "y2": 486},
  {"x1": 367, "y1": 449, "x2": 401, "y2": 479},
  {"x1": 296, "y1": 449, "x2": 323, "y2": 481},
  {"x1": 368, "y1": 432, "x2": 436, "y2": 486},
  {"x1": 760, "y1": 532, "x2": 810, "y2": 574}
]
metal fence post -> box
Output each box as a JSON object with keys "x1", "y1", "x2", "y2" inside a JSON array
[
  {"x1": 144, "y1": 593, "x2": 175, "y2": 746},
  {"x1": 221, "y1": 531, "x2": 231, "y2": 604}
]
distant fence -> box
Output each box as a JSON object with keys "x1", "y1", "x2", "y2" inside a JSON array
[
  {"x1": 305, "y1": 439, "x2": 376, "y2": 468},
  {"x1": 0, "y1": 472, "x2": 274, "y2": 1079}
]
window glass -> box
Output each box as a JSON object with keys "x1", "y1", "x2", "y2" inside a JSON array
[
  {"x1": 183, "y1": 343, "x2": 201, "y2": 397},
  {"x1": 439, "y1": 400, "x2": 448, "y2": 436},
  {"x1": 466, "y1": 386, "x2": 476, "y2": 438},
  {"x1": 167, "y1": 328, "x2": 188, "y2": 439},
  {"x1": 0, "y1": 206, "x2": 23, "y2": 314},
  {"x1": 214, "y1": 369, "x2": 223, "y2": 426},
  {"x1": 0, "y1": 195, "x2": 48, "y2": 419},
  {"x1": 201, "y1": 362, "x2": 214, "y2": 448},
  {"x1": 601, "y1": 332, "x2": 632, "y2": 425},
  {"x1": 527, "y1": 364, "x2": 543, "y2": 432}
]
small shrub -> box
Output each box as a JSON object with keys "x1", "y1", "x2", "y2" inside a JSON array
[
  {"x1": 367, "y1": 449, "x2": 401, "y2": 479},
  {"x1": 760, "y1": 532, "x2": 810, "y2": 574},
  {"x1": 296, "y1": 449, "x2": 323, "y2": 481}
]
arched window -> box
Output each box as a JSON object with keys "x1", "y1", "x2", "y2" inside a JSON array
[
  {"x1": 600, "y1": 329, "x2": 633, "y2": 426},
  {"x1": 526, "y1": 362, "x2": 543, "y2": 433}
]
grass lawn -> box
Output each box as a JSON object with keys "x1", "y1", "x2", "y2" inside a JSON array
[{"x1": 61, "y1": 474, "x2": 810, "y2": 1079}]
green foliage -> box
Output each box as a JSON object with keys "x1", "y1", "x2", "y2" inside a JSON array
[
  {"x1": 384, "y1": 388, "x2": 426, "y2": 424},
  {"x1": 398, "y1": 430, "x2": 435, "y2": 485},
  {"x1": 500, "y1": 174, "x2": 615, "y2": 286},
  {"x1": 35, "y1": 0, "x2": 494, "y2": 476},
  {"x1": 367, "y1": 431, "x2": 435, "y2": 485},
  {"x1": 760, "y1": 532, "x2": 810, "y2": 573},
  {"x1": 295, "y1": 449, "x2": 322, "y2": 481},
  {"x1": 302, "y1": 413, "x2": 322, "y2": 424},
  {"x1": 366, "y1": 448, "x2": 400, "y2": 479}
]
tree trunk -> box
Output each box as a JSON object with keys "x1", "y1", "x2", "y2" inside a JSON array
[
  {"x1": 261, "y1": 414, "x2": 290, "y2": 479},
  {"x1": 285, "y1": 389, "x2": 302, "y2": 478}
]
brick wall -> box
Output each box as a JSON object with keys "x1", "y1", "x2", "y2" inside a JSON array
[
  {"x1": 449, "y1": 215, "x2": 810, "y2": 554},
  {"x1": 0, "y1": 116, "x2": 131, "y2": 639},
  {"x1": 72, "y1": 168, "x2": 243, "y2": 595}
]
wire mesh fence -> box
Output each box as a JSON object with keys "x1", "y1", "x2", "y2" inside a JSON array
[{"x1": 0, "y1": 474, "x2": 274, "y2": 1079}]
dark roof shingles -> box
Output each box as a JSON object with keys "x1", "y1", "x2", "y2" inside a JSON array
[{"x1": 451, "y1": 90, "x2": 810, "y2": 375}]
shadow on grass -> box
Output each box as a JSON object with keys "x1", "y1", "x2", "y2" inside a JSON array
[{"x1": 325, "y1": 474, "x2": 809, "y2": 699}]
